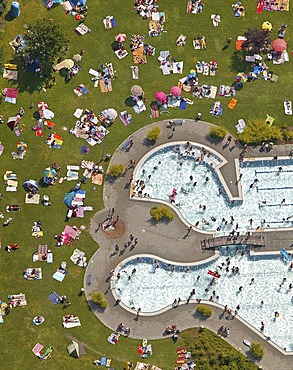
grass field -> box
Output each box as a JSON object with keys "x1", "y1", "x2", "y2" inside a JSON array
[{"x1": 0, "y1": 0, "x2": 291, "y2": 368}]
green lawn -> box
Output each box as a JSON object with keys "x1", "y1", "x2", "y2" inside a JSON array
[{"x1": 0, "y1": 0, "x2": 290, "y2": 368}]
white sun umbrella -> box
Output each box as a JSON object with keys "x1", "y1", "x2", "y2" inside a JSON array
[
  {"x1": 38, "y1": 101, "x2": 48, "y2": 111},
  {"x1": 105, "y1": 108, "x2": 118, "y2": 121},
  {"x1": 43, "y1": 109, "x2": 55, "y2": 119}
]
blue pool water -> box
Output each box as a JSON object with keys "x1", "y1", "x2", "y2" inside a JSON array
[
  {"x1": 133, "y1": 143, "x2": 293, "y2": 232},
  {"x1": 114, "y1": 248, "x2": 293, "y2": 350}
]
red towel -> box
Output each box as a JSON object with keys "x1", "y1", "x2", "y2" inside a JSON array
[{"x1": 257, "y1": 0, "x2": 264, "y2": 13}]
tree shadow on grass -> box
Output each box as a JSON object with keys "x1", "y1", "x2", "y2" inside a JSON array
[{"x1": 229, "y1": 50, "x2": 251, "y2": 74}]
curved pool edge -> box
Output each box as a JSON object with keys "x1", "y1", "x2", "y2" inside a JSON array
[
  {"x1": 131, "y1": 141, "x2": 243, "y2": 234},
  {"x1": 110, "y1": 251, "x2": 293, "y2": 356}
]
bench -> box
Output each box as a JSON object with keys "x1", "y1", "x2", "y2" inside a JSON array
[{"x1": 87, "y1": 273, "x2": 92, "y2": 285}]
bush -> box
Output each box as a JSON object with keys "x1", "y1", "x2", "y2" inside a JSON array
[
  {"x1": 196, "y1": 305, "x2": 212, "y2": 317},
  {"x1": 90, "y1": 291, "x2": 108, "y2": 309},
  {"x1": 0, "y1": 0, "x2": 7, "y2": 16},
  {"x1": 150, "y1": 206, "x2": 174, "y2": 222},
  {"x1": 108, "y1": 163, "x2": 125, "y2": 178},
  {"x1": 282, "y1": 129, "x2": 293, "y2": 143},
  {"x1": 209, "y1": 126, "x2": 227, "y2": 141},
  {"x1": 146, "y1": 126, "x2": 162, "y2": 142},
  {"x1": 250, "y1": 342, "x2": 264, "y2": 360},
  {"x1": 240, "y1": 119, "x2": 282, "y2": 145}
]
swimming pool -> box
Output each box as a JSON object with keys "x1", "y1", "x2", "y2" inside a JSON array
[
  {"x1": 133, "y1": 143, "x2": 293, "y2": 233},
  {"x1": 113, "y1": 248, "x2": 293, "y2": 351}
]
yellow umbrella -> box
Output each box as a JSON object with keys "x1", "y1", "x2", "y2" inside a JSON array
[{"x1": 262, "y1": 21, "x2": 272, "y2": 32}]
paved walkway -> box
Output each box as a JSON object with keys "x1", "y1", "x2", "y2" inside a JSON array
[{"x1": 85, "y1": 119, "x2": 293, "y2": 370}]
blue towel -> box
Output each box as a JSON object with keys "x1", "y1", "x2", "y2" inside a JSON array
[
  {"x1": 111, "y1": 18, "x2": 118, "y2": 27},
  {"x1": 179, "y1": 100, "x2": 187, "y2": 110},
  {"x1": 100, "y1": 357, "x2": 107, "y2": 366},
  {"x1": 48, "y1": 292, "x2": 60, "y2": 304}
]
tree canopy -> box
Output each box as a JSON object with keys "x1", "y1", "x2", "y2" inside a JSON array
[
  {"x1": 26, "y1": 20, "x2": 69, "y2": 71},
  {"x1": 241, "y1": 28, "x2": 272, "y2": 55}
]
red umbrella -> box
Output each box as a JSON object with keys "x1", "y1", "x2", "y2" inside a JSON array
[
  {"x1": 115, "y1": 33, "x2": 127, "y2": 43},
  {"x1": 170, "y1": 86, "x2": 182, "y2": 97},
  {"x1": 272, "y1": 38, "x2": 287, "y2": 52},
  {"x1": 155, "y1": 91, "x2": 166, "y2": 102},
  {"x1": 38, "y1": 101, "x2": 48, "y2": 111}
]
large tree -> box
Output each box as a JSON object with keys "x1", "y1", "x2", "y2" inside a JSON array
[
  {"x1": 241, "y1": 28, "x2": 272, "y2": 55},
  {"x1": 25, "y1": 19, "x2": 69, "y2": 71}
]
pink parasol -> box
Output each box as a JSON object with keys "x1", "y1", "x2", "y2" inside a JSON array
[
  {"x1": 272, "y1": 38, "x2": 287, "y2": 52},
  {"x1": 155, "y1": 91, "x2": 167, "y2": 102},
  {"x1": 38, "y1": 102, "x2": 48, "y2": 111},
  {"x1": 170, "y1": 86, "x2": 182, "y2": 97},
  {"x1": 115, "y1": 33, "x2": 127, "y2": 43}
]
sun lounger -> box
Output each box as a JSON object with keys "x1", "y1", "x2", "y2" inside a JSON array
[{"x1": 284, "y1": 100, "x2": 292, "y2": 115}]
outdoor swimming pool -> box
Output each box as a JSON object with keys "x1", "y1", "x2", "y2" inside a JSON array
[
  {"x1": 114, "y1": 247, "x2": 293, "y2": 351},
  {"x1": 133, "y1": 143, "x2": 293, "y2": 233}
]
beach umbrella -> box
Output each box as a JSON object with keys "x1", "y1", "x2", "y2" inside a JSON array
[
  {"x1": 43, "y1": 109, "x2": 54, "y2": 119},
  {"x1": 262, "y1": 21, "x2": 272, "y2": 32},
  {"x1": 155, "y1": 91, "x2": 166, "y2": 102},
  {"x1": 62, "y1": 59, "x2": 74, "y2": 69},
  {"x1": 23, "y1": 179, "x2": 39, "y2": 193},
  {"x1": 38, "y1": 101, "x2": 48, "y2": 111},
  {"x1": 7, "y1": 116, "x2": 20, "y2": 130},
  {"x1": 272, "y1": 38, "x2": 287, "y2": 52},
  {"x1": 17, "y1": 141, "x2": 27, "y2": 151},
  {"x1": 115, "y1": 33, "x2": 127, "y2": 43},
  {"x1": 104, "y1": 108, "x2": 118, "y2": 120},
  {"x1": 170, "y1": 86, "x2": 182, "y2": 97},
  {"x1": 72, "y1": 54, "x2": 82, "y2": 62},
  {"x1": 236, "y1": 72, "x2": 248, "y2": 84},
  {"x1": 131, "y1": 85, "x2": 143, "y2": 96},
  {"x1": 44, "y1": 167, "x2": 57, "y2": 178}
]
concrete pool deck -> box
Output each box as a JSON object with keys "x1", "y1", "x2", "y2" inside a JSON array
[{"x1": 86, "y1": 119, "x2": 293, "y2": 369}]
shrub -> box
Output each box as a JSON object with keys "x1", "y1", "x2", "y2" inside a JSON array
[
  {"x1": 0, "y1": 0, "x2": 7, "y2": 16},
  {"x1": 282, "y1": 129, "x2": 293, "y2": 143},
  {"x1": 90, "y1": 291, "x2": 108, "y2": 309},
  {"x1": 209, "y1": 126, "x2": 227, "y2": 141},
  {"x1": 239, "y1": 119, "x2": 282, "y2": 145},
  {"x1": 150, "y1": 206, "x2": 174, "y2": 222},
  {"x1": 108, "y1": 163, "x2": 125, "y2": 178},
  {"x1": 250, "y1": 342, "x2": 264, "y2": 360},
  {"x1": 196, "y1": 305, "x2": 212, "y2": 317},
  {"x1": 146, "y1": 126, "x2": 162, "y2": 142}
]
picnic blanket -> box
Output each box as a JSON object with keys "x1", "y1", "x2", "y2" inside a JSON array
[
  {"x1": 103, "y1": 16, "x2": 117, "y2": 29},
  {"x1": 75, "y1": 23, "x2": 91, "y2": 35},
  {"x1": 100, "y1": 78, "x2": 112, "y2": 92},
  {"x1": 151, "y1": 104, "x2": 159, "y2": 118},
  {"x1": 46, "y1": 133, "x2": 63, "y2": 148},
  {"x1": 210, "y1": 101, "x2": 223, "y2": 116},
  {"x1": 70, "y1": 248, "x2": 87, "y2": 267},
  {"x1": 236, "y1": 119, "x2": 246, "y2": 133},
  {"x1": 9, "y1": 34, "x2": 27, "y2": 52},
  {"x1": 131, "y1": 66, "x2": 139, "y2": 79},
  {"x1": 262, "y1": 0, "x2": 289, "y2": 11},
  {"x1": 219, "y1": 85, "x2": 236, "y2": 97},
  {"x1": 74, "y1": 84, "x2": 88, "y2": 97},
  {"x1": 284, "y1": 100, "x2": 292, "y2": 115},
  {"x1": 23, "y1": 268, "x2": 42, "y2": 280},
  {"x1": 3, "y1": 88, "x2": 18, "y2": 104},
  {"x1": 3, "y1": 65, "x2": 18, "y2": 81},
  {"x1": 92, "y1": 173, "x2": 103, "y2": 185},
  {"x1": 108, "y1": 333, "x2": 120, "y2": 345},
  {"x1": 48, "y1": 292, "x2": 60, "y2": 305},
  {"x1": 119, "y1": 111, "x2": 133, "y2": 126},
  {"x1": 62, "y1": 315, "x2": 81, "y2": 328},
  {"x1": 25, "y1": 193, "x2": 40, "y2": 204}
]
